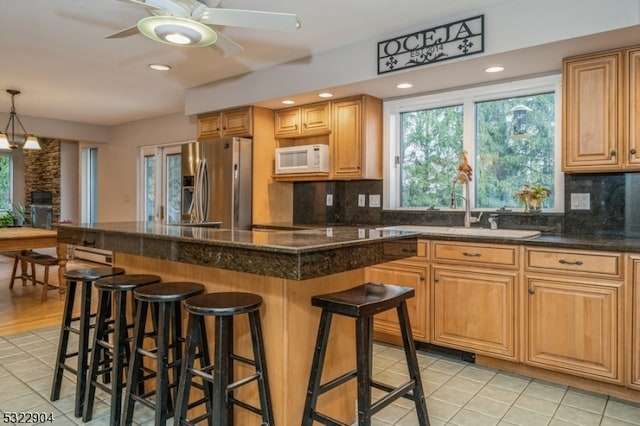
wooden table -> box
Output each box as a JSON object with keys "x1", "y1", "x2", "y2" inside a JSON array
[{"x1": 0, "y1": 227, "x2": 67, "y2": 296}]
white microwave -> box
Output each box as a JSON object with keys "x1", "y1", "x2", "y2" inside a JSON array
[{"x1": 275, "y1": 144, "x2": 329, "y2": 174}]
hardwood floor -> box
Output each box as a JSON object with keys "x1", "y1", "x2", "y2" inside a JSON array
[{"x1": 0, "y1": 248, "x2": 102, "y2": 336}]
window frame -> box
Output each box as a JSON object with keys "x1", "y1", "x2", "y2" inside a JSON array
[{"x1": 383, "y1": 74, "x2": 564, "y2": 212}]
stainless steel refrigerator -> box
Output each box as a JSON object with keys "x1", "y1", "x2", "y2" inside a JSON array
[{"x1": 181, "y1": 137, "x2": 252, "y2": 230}]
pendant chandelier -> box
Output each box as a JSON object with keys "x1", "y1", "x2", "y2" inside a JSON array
[{"x1": 0, "y1": 89, "x2": 41, "y2": 150}]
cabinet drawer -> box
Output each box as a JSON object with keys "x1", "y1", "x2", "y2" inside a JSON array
[
  {"x1": 432, "y1": 242, "x2": 517, "y2": 268},
  {"x1": 525, "y1": 248, "x2": 623, "y2": 279}
]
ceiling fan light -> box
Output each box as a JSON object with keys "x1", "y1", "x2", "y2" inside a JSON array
[
  {"x1": 23, "y1": 135, "x2": 41, "y2": 150},
  {"x1": 137, "y1": 16, "x2": 217, "y2": 47}
]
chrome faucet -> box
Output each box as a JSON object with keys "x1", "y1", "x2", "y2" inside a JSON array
[{"x1": 451, "y1": 171, "x2": 483, "y2": 228}]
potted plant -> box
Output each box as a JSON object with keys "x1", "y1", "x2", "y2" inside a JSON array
[
  {"x1": 513, "y1": 184, "x2": 533, "y2": 212},
  {"x1": 513, "y1": 183, "x2": 551, "y2": 212},
  {"x1": 13, "y1": 203, "x2": 25, "y2": 226},
  {"x1": 529, "y1": 183, "x2": 551, "y2": 211},
  {"x1": 0, "y1": 211, "x2": 14, "y2": 227}
]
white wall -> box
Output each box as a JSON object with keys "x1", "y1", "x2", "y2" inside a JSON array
[
  {"x1": 60, "y1": 140, "x2": 78, "y2": 222},
  {"x1": 96, "y1": 112, "x2": 198, "y2": 222}
]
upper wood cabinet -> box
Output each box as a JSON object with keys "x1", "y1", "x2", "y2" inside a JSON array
[
  {"x1": 273, "y1": 95, "x2": 382, "y2": 181},
  {"x1": 332, "y1": 95, "x2": 382, "y2": 180},
  {"x1": 563, "y1": 46, "x2": 640, "y2": 172},
  {"x1": 198, "y1": 107, "x2": 252, "y2": 140},
  {"x1": 274, "y1": 102, "x2": 331, "y2": 138}
]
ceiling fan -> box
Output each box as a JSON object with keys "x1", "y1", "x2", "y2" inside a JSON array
[{"x1": 108, "y1": 0, "x2": 299, "y2": 57}]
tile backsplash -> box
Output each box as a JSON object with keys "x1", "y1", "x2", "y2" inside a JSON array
[{"x1": 292, "y1": 172, "x2": 637, "y2": 236}]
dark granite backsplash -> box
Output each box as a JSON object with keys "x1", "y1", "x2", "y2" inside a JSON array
[{"x1": 292, "y1": 173, "x2": 639, "y2": 237}]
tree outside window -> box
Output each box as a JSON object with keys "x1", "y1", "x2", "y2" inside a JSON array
[
  {"x1": 0, "y1": 155, "x2": 12, "y2": 213},
  {"x1": 391, "y1": 76, "x2": 560, "y2": 211}
]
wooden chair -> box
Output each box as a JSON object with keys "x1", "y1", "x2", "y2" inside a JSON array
[
  {"x1": 16, "y1": 251, "x2": 61, "y2": 301},
  {"x1": 7, "y1": 250, "x2": 33, "y2": 289}
]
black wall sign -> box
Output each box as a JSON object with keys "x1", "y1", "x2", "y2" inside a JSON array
[{"x1": 377, "y1": 15, "x2": 484, "y2": 74}]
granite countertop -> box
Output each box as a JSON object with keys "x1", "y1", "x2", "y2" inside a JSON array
[
  {"x1": 54, "y1": 222, "x2": 640, "y2": 280},
  {"x1": 54, "y1": 222, "x2": 419, "y2": 280}
]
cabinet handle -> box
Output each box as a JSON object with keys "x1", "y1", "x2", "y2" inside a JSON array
[
  {"x1": 303, "y1": 122, "x2": 307, "y2": 128},
  {"x1": 528, "y1": 288, "x2": 535, "y2": 295},
  {"x1": 558, "y1": 259, "x2": 583, "y2": 266},
  {"x1": 419, "y1": 275, "x2": 425, "y2": 281},
  {"x1": 434, "y1": 276, "x2": 439, "y2": 283},
  {"x1": 294, "y1": 124, "x2": 298, "y2": 130},
  {"x1": 610, "y1": 150, "x2": 617, "y2": 156},
  {"x1": 463, "y1": 252, "x2": 482, "y2": 257},
  {"x1": 222, "y1": 127, "x2": 227, "y2": 131},
  {"x1": 216, "y1": 127, "x2": 220, "y2": 131},
  {"x1": 631, "y1": 148, "x2": 637, "y2": 155}
]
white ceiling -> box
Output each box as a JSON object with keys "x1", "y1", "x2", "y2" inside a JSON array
[{"x1": 0, "y1": 0, "x2": 638, "y2": 127}]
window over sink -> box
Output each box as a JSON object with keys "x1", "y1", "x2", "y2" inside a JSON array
[{"x1": 383, "y1": 75, "x2": 563, "y2": 212}]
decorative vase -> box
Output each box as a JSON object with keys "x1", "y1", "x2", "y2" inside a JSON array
[{"x1": 529, "y1": 198, "x2": 542, "y2": 212}]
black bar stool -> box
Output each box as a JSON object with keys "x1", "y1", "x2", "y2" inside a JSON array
[
  {"x1": 123, "y1": 281, "x2": 205, "y2": 425},
  {"x1": 50, "y1": 266, "x2": 126, "y2": 418},
  {"x1": 302, "y1": 283, "x2": 430, "y2": 426},
  {"x1": 174, "y1": 292, "x2": 275, "y2": 426},
  {"x1": 82, "y1": 274, "x2": 162, "y2": 423}
]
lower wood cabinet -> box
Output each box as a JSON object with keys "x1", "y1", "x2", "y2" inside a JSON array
[
  {"x1": 630, "y1": 256, "x2": 640, "y2": 390},
  {"x1": 432, "y1": 266, "x2": 518, "y2": 360},
  {"x1": 525, "y1": 275, "x2": 623, "y2": 383},
  {"x1": 366, "y1": 261, "x2": 428, "y2": 341}
]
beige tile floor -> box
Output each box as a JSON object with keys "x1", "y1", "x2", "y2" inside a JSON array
[{"x1": 1, "y1": 326, "x2": 640, "y2": 425}]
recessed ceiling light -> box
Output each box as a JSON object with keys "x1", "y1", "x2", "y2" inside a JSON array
[
  {"x1": 318, "y1": 92, "x2": 333, "y2": 98},
  {"x1": 396, "y1": 83, "x2": 413, "y2": 89},
  {"x1": 485, "y1": 66, "x2": 505, "y2": 73},
  {"x1": 281, "y1": 99, "x2": 295, "y2": 105},
  {"x1": 149, "y1": 64, "x2": 171, "y2": 71}
]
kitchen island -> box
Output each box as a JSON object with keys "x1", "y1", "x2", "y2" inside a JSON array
[{"x1": 56, "y1": 222, "x2": 419, "y2": 425}]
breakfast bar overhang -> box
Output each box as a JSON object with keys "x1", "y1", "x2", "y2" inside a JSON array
[{"x1": 55, "y1": 222, "x2": 419, "y2": 425}]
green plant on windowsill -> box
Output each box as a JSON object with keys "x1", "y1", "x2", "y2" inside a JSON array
[
  {"x1": 513, "y1": 183, "x2": 551, "y2": 212},
  {"x1": 13, "y1": 203, "x2": 25, "y2": 226},
  {"x1": 0, "y1": 211, "x2": 15, "y2": 227}
]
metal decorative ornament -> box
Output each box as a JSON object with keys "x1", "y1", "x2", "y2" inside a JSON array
[{"x1": 377, "y1": 15, "x2": 484, "y2": 74}]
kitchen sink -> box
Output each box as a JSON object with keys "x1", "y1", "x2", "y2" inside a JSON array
[{"x1": 378, "y1": 225, "x2": 541, "y2": 239}]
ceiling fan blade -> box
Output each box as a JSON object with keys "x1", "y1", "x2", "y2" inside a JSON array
[
  {"x1": 115, "y1": 0, "x2": 162, "y2": 11},
  {"x1": 210, "y1": 32, "x2": 244, "y2": 58},
  {"x1": 106, "y1": 25, "x2": 141, "y2": 39},
  {"x1": 201, "y1": 8, "x2": 298, "y2": 32}
]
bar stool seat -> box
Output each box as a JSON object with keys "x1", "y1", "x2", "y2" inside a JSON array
[
  {"x1": 50, "y1": 266, "x2": 126, "y2": 418},
  {"x1": 302, "y1": 282, "x2": 430, "y2": 426},
  {"x1": 83, "y1": 274, "x2": 162, "y2": 423},
  {"x1": 174, "y1": 292, "x2": 275, "y2": 426},
  {"x1": 123, "y1": 281, "x2": 205, "y2": 426}
]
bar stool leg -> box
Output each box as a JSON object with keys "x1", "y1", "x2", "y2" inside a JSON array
[
  {"x1": 175, "y1": 314, "x2": 213, "y2": 426},
  {"x1": 123, "y1": 299, "x2": 149, "y2": 425},
  {"x1": 212, "y1": 316, "x2": 233, "y2": 426},
  {"x1": 397, "y1": 302, "x2": 429, "y2": 425},
  {"x1": 83, "y1": 288, "x2": 112, "y2": 422},
  {"x1": 50, "y1": 280, "x2": 77, "y2": 402},
  {"x1": 75, "y1": 281, "x2": 93, "y2": 417},
  {"x1": 302, "y1": 309, "x2": 333, "y2": 426},
  {"x1": 156, "y1": 301, "x2": 170, "y2": 424},
  {"x1": 110, "y1": 291, "x2": 129, "y2": 424},
  {"x1": 355, "y1": 315, "x2": 374, "y2": 425},
  {"x1": 248, "y1": 311, "x2": 275, "y2": 425}
]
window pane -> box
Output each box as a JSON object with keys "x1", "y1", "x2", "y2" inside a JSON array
[
  {"x1": 400, "y1": 105, "x2": 463, "y2": 207},
  {"x1": 144, "y1": 155, "x2": 155, "y2": 221},
  {"x1": 0, "y1": 156, "x2": 12, "y2": 212},
  {"x1": 165, "y1": 153, "x2": 181, "y2": 223},
  {"x1": 475, "y1": 93, "x2": 555, "y2": 209}
]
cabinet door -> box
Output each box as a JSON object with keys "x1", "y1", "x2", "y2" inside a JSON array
[
  {"x1": 526, "y1": 275, "x2": 622, "y2": 383},
  {"x1": 222, "y1": 107, "x2": 252, "y2": 137},
  {"x1": 432, "y1": 267, "x2": 517, "y2": 360},
  {"x1": 274, "y1": 108, "x2": 300, "y2": 137},
  {"x1": 332, "y1": 98, "x2": 363, "y2": 178},
  {"x1": 631, "y1": 257, "x2": 640, "y2": 389},
  {"x1": 301, "y1": 102, "x2": 331, "y2": 134},
  {"x1": 563, "y1": 51, "x2": 623, "y2": 172},
  {"x1": 367, "y1": 262, "x2": 428, "y2": 341},
  {"x1": 628, "y1": 48, "x2": 640, "y2": 168},
  {"x1": 198, "y1": 113, "x2": 222, "y2": 139}
]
